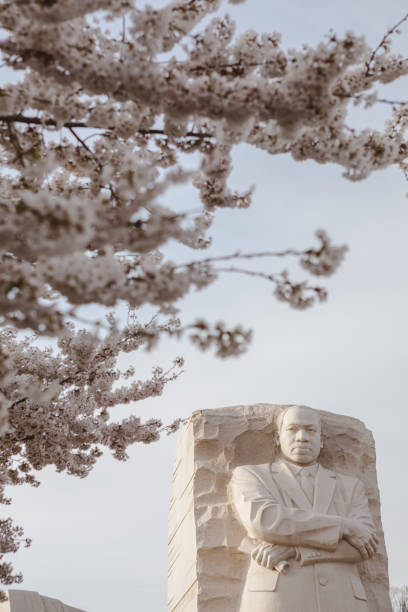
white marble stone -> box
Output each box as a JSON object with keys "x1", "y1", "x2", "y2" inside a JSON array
[
  {"x1": 0, "y1": 590, "x2": 85, "y2": 612},
  {"x1": 167, "y1": 404, "x2": 391, "y2": 612}
]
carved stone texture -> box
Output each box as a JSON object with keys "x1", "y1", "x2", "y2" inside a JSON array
[
  {"x1": 167, "y1": 404, "x2": 391, "y2": 612},
  {"x1": 0, "y1": 590, "x2": 86, "y2": 611}
]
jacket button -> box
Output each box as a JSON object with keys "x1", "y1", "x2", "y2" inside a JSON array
[{"x1": 319, "y1": 577, "x2": 328, "y2": 586}]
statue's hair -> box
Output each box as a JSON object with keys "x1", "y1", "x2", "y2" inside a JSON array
[{"x1": 275, "y1": 405, "x2": 321, "y2": 434}]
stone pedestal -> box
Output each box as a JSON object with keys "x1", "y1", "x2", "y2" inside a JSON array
[
  {"x1": 167, "y1": 404, "x2": 391, "y2": 612},
  {"x1": 0, "y1": 590, "x2": 85, "y2": 611}
]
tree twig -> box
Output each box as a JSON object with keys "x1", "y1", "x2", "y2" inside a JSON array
[
  {"x1": 216, "y1": 266, "x2": 277, "y2": 281},
  {"x1": 68, "y1": 126, "x2": 95, "y2": 157},
  {"x1": 365, "y1": 12, "x2": 408, "y2": 76},
  {"x1": 171, "y1": 247, "x2": 312, "y2": 271},
  {"x1": 6, "y1": 123, "x2": 26, "y2": 167},
  {"x1": 333, "y1": 92, "x2": 408, "y2": 106},
  {"x1": 0, "y1": 114, "x2": 213, "y2": 139}
]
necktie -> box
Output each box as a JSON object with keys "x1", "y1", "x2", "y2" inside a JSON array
[{"x1": 299, "y1": 467, "x2": 314, "y2": 503}]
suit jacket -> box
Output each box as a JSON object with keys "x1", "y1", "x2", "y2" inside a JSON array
[{"x1": 231, "y1": 460, "x2": 374, "y2": 612}]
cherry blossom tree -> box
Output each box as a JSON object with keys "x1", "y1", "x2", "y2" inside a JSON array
[
  {"x1": 0, "y1": 0, "x2": 407, "y2": 587},
  {"x1": 391, "y1": 586, "x2": 408, "y2": 612}
]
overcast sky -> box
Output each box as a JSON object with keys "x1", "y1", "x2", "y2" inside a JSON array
[{"x1": 4, "y1": 1, "x2": 408, "y2": 610}]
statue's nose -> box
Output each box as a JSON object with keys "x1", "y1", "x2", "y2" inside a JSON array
[{"x1": 296, "y1": 429, "x2": 308, "y2": 440}]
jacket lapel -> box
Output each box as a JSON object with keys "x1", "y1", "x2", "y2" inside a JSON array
[
  {"x1": 271, "y1": 461, "x2": 312, "y2": 509},
  {"x1": 313, "y1": 465, "x2": 337, "y2": 513}
]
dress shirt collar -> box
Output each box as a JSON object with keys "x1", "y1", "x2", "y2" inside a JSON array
[{"x1": 280, "y1": 459, "x2": 319, "y2": 478}]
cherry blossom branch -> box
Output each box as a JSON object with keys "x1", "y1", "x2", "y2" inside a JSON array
[
  {"x1": 172, "y1": 247, "x2": 313, "y2": 269},
  {"x1": 0, "y1": 115, "x2": 87, "y2": 128},
  {"x1": 172, "y1": 230, "x2": 348, "y2": 278},
  {"x1": 67, "y1": 126, "x2": 130, "y2": 204},
  {"x1": 0, "y1": 114, "x2": 213, "y2": 139},
  {"x1": 216, "y1": 267, "x2": 328, "y2": 309},
  {"x1": 365, "y1": 12, "x2": 408, "y2": 76},
  {"x1": 373, "y1": 98, "x2": 408, "y2": 106},
  {"x1": 187, "y1": 59, "x2": 278, "y2": 75},
  {"x1": 334, "y1": 92, "x2": 408, "y2": 106},
  {"x1": 216, "y1": 266, "x2": 280, "y2": 280},
  {"x1": 67, "y1": 126, "x2": 94, "y2": 157},
  {"x1": 6, "y1": 123, "x2": 26, "y2": 167}
]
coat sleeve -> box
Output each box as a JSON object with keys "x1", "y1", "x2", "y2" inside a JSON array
[
  {"x1": 298, "y1": 539, "x2": 362, "y2": 565},
  {"x1": 348, "y1": 478, "x2": 375, "y2": 528},
  {"x1": 231, "y1": 465, "x2": 343, "y2": 551},
  {"x1": 297, "y1": 475, "x2": 375, "y2": 564}
]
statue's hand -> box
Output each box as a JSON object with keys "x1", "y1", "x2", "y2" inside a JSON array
[
  {"x1": 251, "y1": 543, "x2": 295, "y2": 570},
  {"x1": 343, "y1": 519, "x2": 379, "y2": 560}
]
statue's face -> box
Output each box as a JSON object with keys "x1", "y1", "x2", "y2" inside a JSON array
[{"x1": 279, "y1": 406, "x2": 321, "y2": 465}]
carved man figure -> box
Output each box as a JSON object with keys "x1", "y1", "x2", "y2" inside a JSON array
[{"x1": 231, "y1": 405, "x2": 378, "y2": 612}]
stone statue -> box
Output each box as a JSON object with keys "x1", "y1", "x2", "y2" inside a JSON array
[
  {"x1": 231, "y1": 405, "x2": 378, "y2": 612},
  {"x1": 0, "y1": 589, "x2": 86, "y2": 611},
  {"x1": 168, "y1": 404, "x2": 391, "y2": 611}
]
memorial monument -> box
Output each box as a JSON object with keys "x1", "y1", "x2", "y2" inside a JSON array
[
  {"x1": 167, "y1": 403, "x2": 391, "y2": 612},
  {"x1": 0, "y1": 589, "x2": 85, "y2": 611}
]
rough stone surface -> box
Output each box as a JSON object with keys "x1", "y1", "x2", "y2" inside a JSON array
[
  {"x1": 0, "y1": 590, "x2": 86, "y2": 611},
  {"x1": 167, "y1": 404, "x2": 391, "y2": 612}
]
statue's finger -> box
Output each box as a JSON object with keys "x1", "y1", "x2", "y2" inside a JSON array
[
  {"x1": 266, "y1": 554, "x2": 274, "y2": 570},
  {"x1": 369, "y1": 536, "x2": 379, "y2": 551},
  {"x1": 359, "y1": 545, "x2": 368, "y2": 560},
  {"x1": 251, "y1": 545, "x2": 261, "y2": 560},
  {"x1": 261, "y1": 549, "x2": 271, "y2": 566}
]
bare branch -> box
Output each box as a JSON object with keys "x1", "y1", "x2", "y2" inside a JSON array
[
  {"x1": 172, "y1": 248, "x2": 308, "y2": 271},
  {"x1": 67, "y1": 126, "x2": 94, "y2": 156}
]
